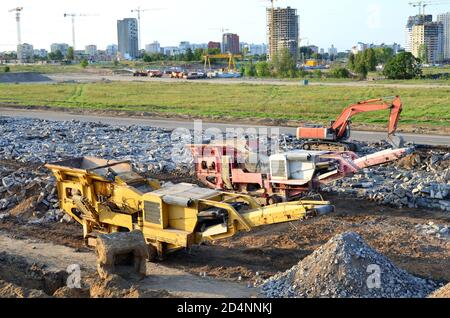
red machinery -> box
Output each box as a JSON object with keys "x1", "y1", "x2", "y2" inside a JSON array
[
  {"x1": 297, "y1": 96, "x2": 404, "y2": 151},
  {"x1": 189, "y1": 141, "x2": 411, "y2": 203}
]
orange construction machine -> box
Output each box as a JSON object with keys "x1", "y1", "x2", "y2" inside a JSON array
[{"x1": 297, "y1": 96, "x2": 404, "y2": 151}]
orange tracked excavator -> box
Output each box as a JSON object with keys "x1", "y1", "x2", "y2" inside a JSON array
[{"x1": 297, "y1": 96, "x2": 404, "y2": 151}]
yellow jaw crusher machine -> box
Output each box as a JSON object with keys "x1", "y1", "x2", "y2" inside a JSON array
[{"x1": 46, "y1": 157, "x2": 333, "y2": 260}]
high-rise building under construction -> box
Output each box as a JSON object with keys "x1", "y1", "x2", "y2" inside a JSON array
[
  {"x1": 266, "y1": 6, "x2": 299, "y2": 60},
  {"x1": 117, "y1": 18, "x2": 139, "y2": 60},
  {"x1": 437, "y1": 12, "x2": 450, "y2": 60},
  {"x1": 405, "y1": 14, "x2": 444, "y2": 64}
]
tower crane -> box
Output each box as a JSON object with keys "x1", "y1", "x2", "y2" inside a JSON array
[
  {"x1": 64, "y1": 13, "x2": 99, "y2": 50},
  {"x1": 408, "y1": 0, "x2": 450, "y2": 16},
  {"x1": 9, "y1": 7, "x2": 23, "y2": 46},
  {"x1": 209, "y1": 27, "x2": 230, "y2": 51},
  {"x1": 131, "y1": 7, "x2": 166, "y2": 51},
  {"x1": 210, "y1": 27, "x2": 230, "y2": 34},
  {"x1": 299, "y1": 37, "x2": 310, "y2": 46}
]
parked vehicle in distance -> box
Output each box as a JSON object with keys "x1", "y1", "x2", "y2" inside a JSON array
[
  {"x1": 133, "y1": 70, "x2": 148, "y2": 77},
  {"x1": 171, "y1": 71, "x2": 185, "y2": 79},
  {"x1": 148, "y1": 70, "x2": 163, "y2": 78},
  {"x1": 184, "y1": 72, "x2": 205, "y2": 80}
]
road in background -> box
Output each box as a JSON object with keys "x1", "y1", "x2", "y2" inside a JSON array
[{"x1": 1, "y1": 107, "x2": 449, "y2": 146}]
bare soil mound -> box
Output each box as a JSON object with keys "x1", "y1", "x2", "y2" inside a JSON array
[
  {"x1": 0, "y1": 280, "x2": 49, "y2": 298},
  {"x1": 428, "y1": 283, "x2": 450, "y2": 298},
  {"x1": 0, "y1": 252, "x2": 68, "y2": 296},
  {"x1": 88, "y1": 274, "x2": 172, "y2": 298}
]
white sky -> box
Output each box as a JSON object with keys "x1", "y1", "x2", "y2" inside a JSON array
[{"x1": 1, "y1": 0, "x2": 449, "y2": 52}]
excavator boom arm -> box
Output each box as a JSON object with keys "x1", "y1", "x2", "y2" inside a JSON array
[{"x1": 332, "y1": 96, "x2": 403, "y2": 139}]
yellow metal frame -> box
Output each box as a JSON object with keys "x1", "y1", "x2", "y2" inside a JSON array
[
  {"x1": 203, "y1": 53, "x2": 243, "y2": 72},
  {"x1": 46, "y1": 158, "x2": 331, "y2": 259}
]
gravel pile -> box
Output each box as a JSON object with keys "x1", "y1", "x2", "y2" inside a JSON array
[
  {"x1": 415, "y1": 222, "x2": 450, "y2": 240},
  {"x1": 322, "y1": 149, "x2": 450, "y2": 212},
  {"x1": 261, "y1": 232, "x2": 437, "y2": 298},
  {"x1": 0, "y1": 164, "x2": 65, "y2": 223},
  {"x1": 0, "y1": 117, "x2": 193, "y2": 173},
  {"x1": 1, "y1": 116, "x2": 448, "y2": 215}
]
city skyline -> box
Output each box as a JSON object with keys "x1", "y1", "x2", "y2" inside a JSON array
[{"x1": 1, "y1": 0, "x2": 449, "y2": 52}]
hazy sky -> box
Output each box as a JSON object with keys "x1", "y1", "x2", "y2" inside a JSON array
[{"x1": 1, "y1": 0, "x2": 449, "y2": 52}]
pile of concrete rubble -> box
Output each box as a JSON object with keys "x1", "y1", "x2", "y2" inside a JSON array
[
  {"x1": 0, "y1": 117, "x2": 193, "y2": 173},
  {"x1": 322, "y1": 149, "x2": 450, "y2": 212},
  {"x1": 260, "y1": 232, "x2": 438, "y2": 298},
  {"x1": 1, "y1": 117, "x2": 449, "y2": 215},
  {"x1": 415, "y1": 222, "x2": 450, "y2": 240},
  {"x1": 0, "y1": 164, "x2": 67, "y2": 224}
]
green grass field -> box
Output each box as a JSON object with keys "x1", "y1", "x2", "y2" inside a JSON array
[{"x1": 0, "y1": 82, "x2": 448, "y2": 127}]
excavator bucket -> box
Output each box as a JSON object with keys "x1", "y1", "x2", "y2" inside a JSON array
[{"x1": 387, "y1": 134, "x2": 405, "y2": 149}]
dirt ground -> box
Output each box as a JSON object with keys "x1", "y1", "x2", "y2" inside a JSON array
[
  {"x1": 1, "y1": 193, "x2": 448, "y2": 287},
  {"x1": 162, "y1": 193, "x2": 450, "y2": 284},
  {"x1": 0, "y1": 158, "x2": 449, "y2": 297},
  {"x1": 0, "y1": 233, "x2": 260, "y2": 298}
]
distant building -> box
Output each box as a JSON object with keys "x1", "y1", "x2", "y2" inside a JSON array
[
  {"x1": 179, "y1": 41, "x2": 191, "y2": 54},
  {"x1": 405, "y1": 15, "x2": 433, "y2": 53},
  {"x1": 50, "y1": 43, "x2": 69, "y2": 56},
  {"x1": 106, "y1": 44, "x2": 118, "y2": 57},
  {"x1": 145, "y1": 41, "x2": 161, "y2": 54},
  {"x1": 222, "y1": 33, "x2": 240, "y2": 54},
  {"x1": 162, "y1": 46, "x2": 180, "y2": 56},
  {"x1": 370, "y1": 43, "x2": 402, "y2": 54},
  {"x1": 267, "y1": 6, "x2": 299, "y2": 60},
  {"x1": 85, "y1": 45, "x2": 97, "y2": 57},
  {"x1": 249, "y1": 43, "x2": 267, "y2": 55},
  {"x1": 328, "y1": 44, "x2": 338, "y2": 56},
  {"x1": 190, "y1": 43, "x2": 207, "y2": 50},
  {"x1": 308, "y1": 45, "x2": 319, "y2": 54},
  {"x1": 95, "y1": 50, "x2": 114, "y2": 62},
  {"x1": 208, "y1": 41, "x2": 221, "y2": 50},
  {"x1": 437, "y1": 12, "x2": 450, "y2": 60},
  {"x1": 17, "y1": 43, "x2": 34, "y2": 63},
  {"x1": 33, "y1": 49, "x2": 48, "y2": 58},
  {"x1": 117, "y1": 18, "x2": 139, "y2": 60},
  {"x1": 412, "y1": 22, "x2": 444, "y2": 64},
  {"x1": 351, "y1": 42, "x2": 368, "y2": 54}
]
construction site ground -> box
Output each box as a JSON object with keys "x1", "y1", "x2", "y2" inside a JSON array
[{"x1": 0, "y1": 159, "x2": 449, "y2": 298}]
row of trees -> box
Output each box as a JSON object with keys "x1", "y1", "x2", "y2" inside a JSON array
[
  {"x1": 347, "y1": 47, "x2": 422, "y2": 80},
  {"x1": 142, "y1": 48, "x2": 270, "y2": 63},
  {"x1": 239, "y1": 47, "x2": 423, "y2": 80},
  {"x1": 34, "y1": 47, "x2": 75, "y2": 62},
  {"x1": 142, "y1": 48, "x2": 223, "y2": 63},
  {"x1": 241, "y1": 49, "x2": 299, "y2": 78},
  {"x1": 347, "y1": 47, "x2": 394, "y2": 79}
]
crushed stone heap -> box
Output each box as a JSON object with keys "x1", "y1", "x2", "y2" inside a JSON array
[
  {"x1": 261, "y1": 232, "x2": 437, "y2": 298},
  {"x1": 322, "y1": 148, "x2": 450, "y2": 212}
]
